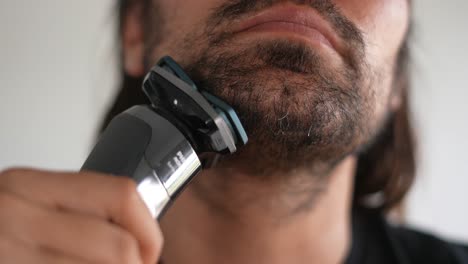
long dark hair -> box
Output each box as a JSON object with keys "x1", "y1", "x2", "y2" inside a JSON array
[{"x1": 104, "y1": 0, "x2": 416, "y2": 212}]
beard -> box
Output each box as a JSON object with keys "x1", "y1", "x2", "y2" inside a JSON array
[
  {"x1": 147, "y1": 0, "x2": 379, "y2": 178},
  {"x1": 184, "y1": 40, "x2": 371, "y2": 177}
]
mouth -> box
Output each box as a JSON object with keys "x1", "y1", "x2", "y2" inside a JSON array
[{"x1": 233, "y1": 4, "x2": 342, "y2": 55}]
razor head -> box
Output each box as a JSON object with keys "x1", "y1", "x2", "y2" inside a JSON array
[{"x1": 142, "y1": 56, "x2": 248, "y2": 154}]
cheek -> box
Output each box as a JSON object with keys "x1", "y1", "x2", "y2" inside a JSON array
[
  {"x1": 336, "y1": 0, "x2": 409, "y2": 63},
  {"x1": 155, "y1": 0, "x2": 208, "y2": 38},
  {"x1": 336, "y1": 0, "x2": 409, "y2": 114},
  {"x1": 158, "y1": 0, "x2": 215, "y2": 23},
  {"x1": 149, "y1": 0, "x2": 220, "y2": 61},
  {"x1": 155, "y1": 1, "x2": 217, "y2": 37}
]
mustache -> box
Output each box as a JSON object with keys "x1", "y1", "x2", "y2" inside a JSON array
[{"x1": 208, "y1": 0, "x2": 365, "y2": 60}]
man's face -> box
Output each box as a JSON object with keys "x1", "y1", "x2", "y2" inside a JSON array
[{"x1": 132, "y1": 0, "x2": 409, "y2": 175}]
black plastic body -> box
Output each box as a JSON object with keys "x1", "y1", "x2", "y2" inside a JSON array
[
  {"x1": 81, "y1": 105, "x2": 202, "y2": 219},
  {"x1": 81, "y1": 113, "x2": 152, "y2": 178}
]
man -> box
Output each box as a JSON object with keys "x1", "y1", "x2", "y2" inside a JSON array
[{"x1": 0, "y1": 0, "x2": 467, "y2": 263}]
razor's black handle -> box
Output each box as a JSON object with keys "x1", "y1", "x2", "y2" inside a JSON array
[
  {"x1": 81, "y1": 105, "x2": 202, "y2": 219},
  {"x1": 81, "y1": 112, "x2": 152, "y2": 178}
]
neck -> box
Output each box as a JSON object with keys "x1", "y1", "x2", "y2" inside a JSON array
[{"x1": 160, "y1": 156, "x2": 356, "y2": 264}]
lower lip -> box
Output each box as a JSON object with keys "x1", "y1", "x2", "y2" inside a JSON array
[{"x1": 239, "y1": 21, "x2": 334, "y2": 51}]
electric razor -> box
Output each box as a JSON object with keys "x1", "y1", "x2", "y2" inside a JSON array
[{"x1": 81, "y1": 56, "x2": 248, "y2": 220}]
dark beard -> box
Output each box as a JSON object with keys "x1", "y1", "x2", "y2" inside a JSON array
[
  {"x1": 185, "y1": 38, "x2": 370, "y2": 176},
  {"x1": 175, "y1": 2, "x2": 371, "y2": 177},
  {"x1": 148, "y1": 0, "x2": 374, "y2": 177}
]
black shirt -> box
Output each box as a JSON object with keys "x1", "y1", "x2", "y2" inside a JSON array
[{"x1": 346, "y1": 209, "x2": 468, "y2": 264}]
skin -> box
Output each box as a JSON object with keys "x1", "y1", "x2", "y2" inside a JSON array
[
  {"x1": 127, "y1": 1, "x2": 409, "y2": 263},
  {"x1": 0, "y1": 169, "x2": 162, "y2": 264},
  {"x1": 0, "y1": 0, "x2": 409, "y2": 263}
]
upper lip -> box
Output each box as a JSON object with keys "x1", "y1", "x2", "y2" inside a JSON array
[{"x1": 234, "y1": 4, "x2": 342, "y2": 54}]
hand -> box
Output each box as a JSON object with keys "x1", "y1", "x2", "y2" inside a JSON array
[{"x1": 0, "y1": 168, "x2": 163, "y2": 264}]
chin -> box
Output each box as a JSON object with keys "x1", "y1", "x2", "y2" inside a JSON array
[{"x1": 181, "y1": 36, "x2": 374, "y2": 174}]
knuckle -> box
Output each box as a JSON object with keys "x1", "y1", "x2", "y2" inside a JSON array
[
  {"x1": 156, "y1": 229, "x2": 164, "y2": 252},
  {"x1": 114, "y1": 231, "x2": 139, "y2": 264},
  {"x1": 0, "y1": 167, "x2": 30, "y2": 179},
  {"x1": 150, "y1": 230, "x2": 164, "y2": 262},
  {"x1": 0, "y1": 167, "x2": 37, "y2": 189},
  {"x1": 0, "y1": 168, "x2": 21, "y2": 186},
  {"x1": 0, "y1": 168, "x2": 19, "y2": 178},
  {"x1": 116, "y1": 178, "x2": 139, "y2": 214}
]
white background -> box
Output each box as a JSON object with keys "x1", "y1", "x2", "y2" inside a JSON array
[{"x1": 0, "y1": 1, "x2": 467, "y2": 242}]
